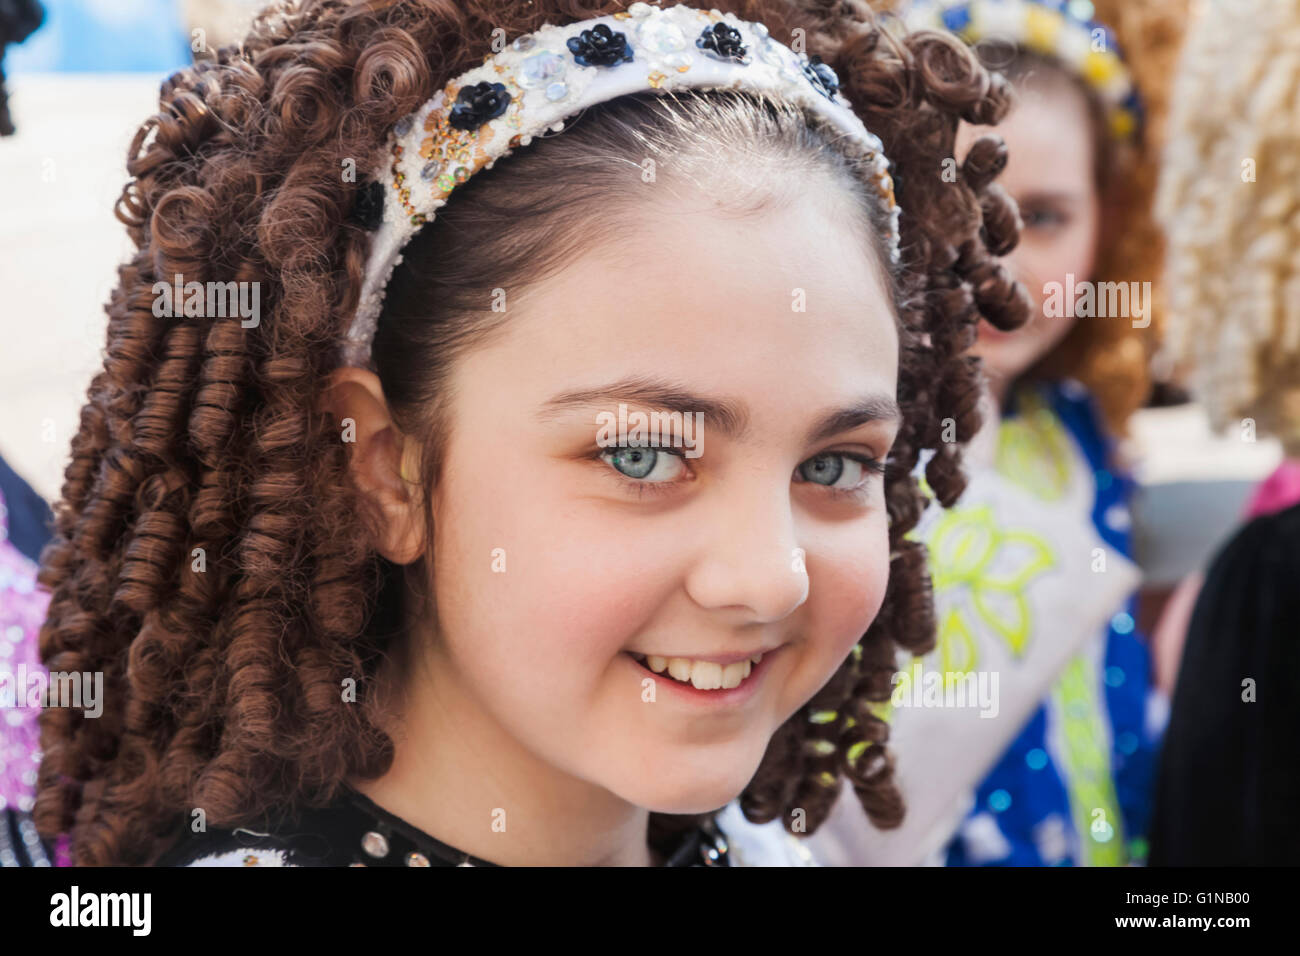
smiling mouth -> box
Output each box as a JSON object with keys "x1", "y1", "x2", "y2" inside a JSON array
[{"x1": 626, "y1": 652, "x2": 764, "y2": 691}]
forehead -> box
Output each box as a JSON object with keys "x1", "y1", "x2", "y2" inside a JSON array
[
  {"x1": 495, "y1": 192, "x2": 900, "y2": 412},
  {"x1": 957, "y1": 71, "x2": 1095, "y2": 192}
]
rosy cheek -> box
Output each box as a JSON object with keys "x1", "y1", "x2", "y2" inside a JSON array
[
  {"x1": 810, "y1": 520, "x2": 892, "y2": 652},
  {"x1": 491, "y1": 511, "x2": 674, "y2": 661}
]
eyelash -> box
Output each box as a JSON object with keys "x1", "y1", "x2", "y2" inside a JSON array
[
  {"x1": 1022, "y1": 207, "x2": 1069, "y2": 230},
  {"x1": 596, "y1": 447, "x2": 887, "y2": 501}
]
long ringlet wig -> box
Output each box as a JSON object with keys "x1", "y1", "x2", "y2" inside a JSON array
[{"x1": 35, "y1": 0, "x2": 1027, "y2": 865}]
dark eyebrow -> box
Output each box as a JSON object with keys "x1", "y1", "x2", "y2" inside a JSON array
[
  {"x1": 536, "y1": 375, "x2": 900, "y2": 446},
  {"x1": 1017, "y1": 190, "x2": 1087, "y2": 205},
  {"x1": 805, "y1": 395, "x2": 901, "y2": 446}
]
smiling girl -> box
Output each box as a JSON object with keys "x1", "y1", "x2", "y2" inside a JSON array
[{"x1": 32, "y1": 0, "x2": 1026, "y2": 867}]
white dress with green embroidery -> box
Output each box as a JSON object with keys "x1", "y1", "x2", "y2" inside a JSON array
[{"x1": 802, "y1": 381, "x2": 1163, "y2": 866}]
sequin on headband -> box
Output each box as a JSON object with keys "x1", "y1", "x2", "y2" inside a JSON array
[{"x1": 339, "y1": 2, "x2": 902, "y2": 368}]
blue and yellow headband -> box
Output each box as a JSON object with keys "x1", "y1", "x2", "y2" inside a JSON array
[{"x1": 896, "y1": 0, "x2": 1143, "y2": 141}]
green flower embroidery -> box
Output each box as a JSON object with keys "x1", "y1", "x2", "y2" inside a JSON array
[
  {"x1": 938, "y1": 606, "x2": 978, "y2": 675},
  {"x1": 995, "y1": 389, "x2": 1076, "y2": 501},
  {"x1": 886, "y1": 394, "x2": 1069, "y2": 723},
  {"x1": 929, "y1": 504, "x2": 1056, "y2": 661}
]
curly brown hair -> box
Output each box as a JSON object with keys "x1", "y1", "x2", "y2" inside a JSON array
[{"x1": 34, "y1": 0, "x2": 1027, "y2": 865}]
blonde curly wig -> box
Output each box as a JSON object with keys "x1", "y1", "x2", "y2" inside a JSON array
[{"x1": 1156, "y1": 0, "x2": 1300, "y2": 455}]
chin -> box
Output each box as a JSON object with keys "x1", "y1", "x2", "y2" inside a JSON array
[
  {"x1": 973, "y1": 337, "x2": 1038, "y2": 383},
  {"x1": 613, "y1": 749, "x2": 767, "y2": 815},
  {"x1": 641, "y1": 787, "x2": 751, "y2": 816}
]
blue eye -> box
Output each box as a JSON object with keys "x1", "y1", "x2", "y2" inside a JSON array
[
  {"x1": 795, "y1": 452, "x2": 884, "y2": 490},
  {"x1": 800, "y1": 452, "x2": 845, "y2": 485},
  {"x1": 1022, "y1": 206, "x2": 1068, "y2": 230},
  {"x1": 599, "y1": 445, "x2": 686, "y2": 483},
  {"x1": 596, "y1": 445, "x2": 884, "y2": 500}
]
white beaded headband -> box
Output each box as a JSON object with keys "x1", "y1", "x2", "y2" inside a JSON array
[{"x1": 340, "y1": 1, "x2": 902, "y2": 368}]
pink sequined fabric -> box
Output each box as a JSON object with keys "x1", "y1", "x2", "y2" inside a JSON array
[{"x1": 0, "y1": 494, "x2": 50, "y2": 818}]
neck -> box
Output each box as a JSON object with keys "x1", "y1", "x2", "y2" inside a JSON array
[
  {"x1": 985, "y1": 368, "x2": 1012, "y2": 413},
  {"x1": 966, "y1": 375, "x2": 1008, "y2": 471},
  {"x1": 350, "y1": 623, "x2": 655, "y2": 867}
]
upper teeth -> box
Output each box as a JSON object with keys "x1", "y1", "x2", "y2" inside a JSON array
[{"x1": 636, "y1": 653, "x2": 763, "y2": 690}]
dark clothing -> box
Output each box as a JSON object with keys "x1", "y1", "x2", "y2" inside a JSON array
[
  {"x1": 0, "y1": 0, "x2": 44, "y2": 45},
  {"x1": 1149, "y1": 502, "x2": 1300, "y2": 865},
  {"x1": 0, "y1": 0, "x2": 46, "y2": 136},
  {"x1": 156, "y1": 785, "x2": 732, "y2": 867},
  {"x1": 0, "y1": 810, "x2": 52, "y2": 866},
  {"x1": 0, "y1": 453, "x2": 53, "y2": 563}
]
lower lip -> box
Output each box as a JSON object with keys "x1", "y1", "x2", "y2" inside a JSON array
[{"x1": 622, "y1": 647, "x2": 783, "y2": 707}]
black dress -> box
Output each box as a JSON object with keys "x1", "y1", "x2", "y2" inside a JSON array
[
  {"x1": 1148, "y1": 501, "x2": 1300, "y2": 865},
  {"x1": 155, "y1": 785, "x2": 732, "y2": 867}
]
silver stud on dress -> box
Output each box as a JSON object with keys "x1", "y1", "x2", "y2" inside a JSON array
[
  {"x1": 361, "y1": 831, "x2": 390, "y2": 858},
  {"x1": 698, "y1": 820, "x2": 729, "y2": 866}
]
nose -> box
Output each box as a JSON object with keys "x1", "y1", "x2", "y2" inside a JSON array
[{"x1": 683, "y1": 479, "x2": 810, "y2": 623}]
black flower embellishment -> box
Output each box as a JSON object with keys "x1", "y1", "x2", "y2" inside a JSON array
[
  {"x1": 448, "y1": 81, "x2": 511, "y2": 131},
  {"x1": 801, "y1": 54, "x2": 840, "y2": 101},
  {"x1": 350, "y1": 180, "x2": 385, "y2": 231},
  {"x1": 566, "y1": 23, "x2": 633, "y2": 68},
  {"x1": 696, "y1": 23, "x2": 748, "y2": 62}
]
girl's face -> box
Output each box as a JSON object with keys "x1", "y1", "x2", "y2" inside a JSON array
[
  {"x1": 423, "y1": 191, "x2": 900, "y2": 814},
  {"x1": 956, "y1": 68, "x2": 1102, "y2": 386}
]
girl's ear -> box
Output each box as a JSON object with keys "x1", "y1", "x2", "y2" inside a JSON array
[{"x1": 319, "y1": 366, "x2": 427, "y2": 564}]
